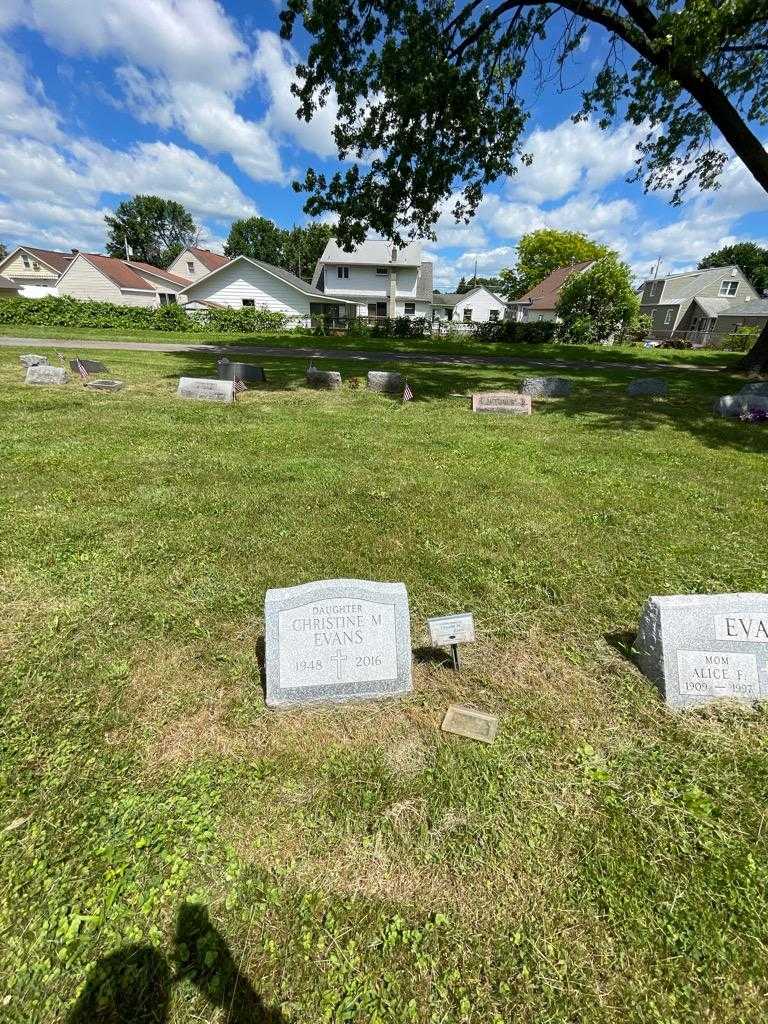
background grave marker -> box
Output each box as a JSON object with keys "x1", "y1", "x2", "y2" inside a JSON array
[
  {"x1": 441, "y1": 705, "x2": 498, "y2": 743},
  {"x1": 521, "y1": 377, "x2": 572, "y2": 397},
  {"x1": 177, "y1": 377, "x2": 234, "y2": 403},
  {"x1": 472, "y1": 392, "x2": 531, "y2": 415},
  {"x1": 25, "y1": 364, "x2": 69, "y2": 386}
]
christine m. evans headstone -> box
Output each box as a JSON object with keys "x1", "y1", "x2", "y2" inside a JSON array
[
  {"x1": 265, "y1": 579, "x2": 412, "y2": 708},
  {"x1": 636, "y1": 593, "x2": 768, "y2": 708}
]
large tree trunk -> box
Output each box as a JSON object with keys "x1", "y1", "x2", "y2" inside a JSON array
[{"x1": 739, "y1": 321, "x2": 768, "y2": 374}]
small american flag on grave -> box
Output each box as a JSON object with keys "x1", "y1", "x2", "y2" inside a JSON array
[{"x1": 402, "y1": 381, "x2": 414, "y2": 403}]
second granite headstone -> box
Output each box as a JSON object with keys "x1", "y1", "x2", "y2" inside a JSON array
[
  {"x1": 264, "y1": 578, "x2": 413, "y2": 708},
  {"x1": 472, "y1": 392, "x2": 531, "y2": 415},
  {"x1": 177, "y1": 377, "x2": 234, "y2": 403},
  {"x1": 636, "y1": 593, "x2": 768, "y2": 708},
  {"x1": 25, "y1": 364, "x2": 69, "y2": 386},
  {"x1": 521, "y1": 377, "x2": 572, "y2": 398}
]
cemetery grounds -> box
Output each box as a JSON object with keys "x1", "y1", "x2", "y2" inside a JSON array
[{"x1": 1, "y1": 342, "x2": 767, "y2": 1023}]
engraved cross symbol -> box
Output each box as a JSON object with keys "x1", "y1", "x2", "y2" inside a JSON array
[{"x1": 330, "y1": 653, "x2": 348, "y2": 681}]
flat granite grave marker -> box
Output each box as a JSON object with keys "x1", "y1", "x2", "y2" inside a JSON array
[
  {"x1": 627, "y1": 378, "x2": 668, "y2": 397},
  {"x1": 217, "y1": 358, "x2": 267, "y2": 383},
  {"x1": 70, "y1": 358, "x2": 109, "y2": 374},
  {"x1": 368, "y1": 370, "x2": 403, "y2": 393},
  {"x1": 636, "y1": 593, "x2": 768, "y2": 708},
  {"x1": 19, "y1": 353, "x2": 49, "y2": 368},
  {"x1": 177, "y1": 377, "x2": 234, "y2": 403},
  {"x1": 472, "y1": 392, "x2": 531, "y2": 415},
  {"x1": 521, "y1": 377, "x2": 572, "y2": 398},
  {"x1": 441, "y1": 705, "x2": 498, "y2": 744},
  {"x1": 264, "y1": 578, "x2": 412, "y2": 708},
  {"x1": 738, "y1": 382, "x2": 768, "y2": 398},
  {"x1": 306, "y1": 367, "x2": 342, "y2": 390},
  {"x1": 84, "y1": 379, "x2": 125, "y2": 392},
  {"x1": 25, "y1": 364, "x2": 69, "y2": 386}
]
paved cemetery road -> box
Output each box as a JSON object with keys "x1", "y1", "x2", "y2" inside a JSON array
[{"x1": 0, "y1": 335, "x2": 734, "y2": 374}]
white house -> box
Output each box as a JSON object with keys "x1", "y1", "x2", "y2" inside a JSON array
[
  {"x1": 0, "y1": 246, "x2": 76, "y2": 297},
  {"x1": 57, "y1": 252, "x2": 191, "y2": 307},
  {"x1": 312, "y1": 238, "x2": 433, "y2": 317},
  {"x1": 168, "y1": 246, "x2": 229, "y2": 284},
  {"x1": 432, "y1": 286, "x2": 508, "y2": 323},
  {"x1": 183, "y1": 254, "x2": 356, "y2": 317}
]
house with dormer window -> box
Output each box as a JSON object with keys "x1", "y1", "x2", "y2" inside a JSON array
[
  {"x1": 639, "y1": 265, "x2": 764, "y2": 339},
  {"x1": 312, "y1": 239, "x2": 433, "y2": 318}
]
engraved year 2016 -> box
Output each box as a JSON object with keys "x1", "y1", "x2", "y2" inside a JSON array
[{"x1": 356, "y1": 655, "x2": 382, "y2": 667}]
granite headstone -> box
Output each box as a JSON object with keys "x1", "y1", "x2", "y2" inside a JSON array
[
  {"x1": 738, "y1": 381, "x2": 768, "y2": 398},
  {"x1": 521, "y1": 377, "x2": 572, "y2": 397},
  {"x1": 368, "y1": 370, "x2": 404, "y2": 393},
  {"x1": 25, "y1": 364, "x2": 69, "y2": 386},
  {"x1": 217, "y1": 358, "x2": 267, "y2": 383},
  {"x1": 306, "y1": 367, "x2": 342, "y2": 390},
  {"x1": 627, "y1": 378, "x2": 668, "y2": 397},
  {"x1": 471, "y1": 392, "x2": 531, "y2": 415},
  {"x1": 636, "y1": 593, "x2": 768, "y2": 708},
  {"x1": 264, "y1": 578, "x2": 412, "y2": 708},
  {"x1": 713, "y1": 394, "x2": 768, "y2": 418},
  {"x1": 177, "y1": 377, "x2": 234, "y2": 403},
  {"x1": 19, "y1": 354, "x2": 49, "y2": 368}
]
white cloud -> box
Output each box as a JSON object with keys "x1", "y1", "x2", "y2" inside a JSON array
[
  {"x1": 6, "y1": 0, "x2": 250, "y2": 90},
  {"x1": 454, "y1": 246, "x2": 515, "y2": 272},
  {"x1": 0, "y1": 41, "x2": 61, "y2": 143},
  {"x1": 254, "y1": 31, "x2": 339, "y2": 159},
  {"x1": 509, "y1": 118, "x2": 644, "y2": 203}
]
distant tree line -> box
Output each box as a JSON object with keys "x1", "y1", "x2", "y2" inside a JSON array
[{"x1": 224, "y1": 217, "x2": 335, "y2": 282}]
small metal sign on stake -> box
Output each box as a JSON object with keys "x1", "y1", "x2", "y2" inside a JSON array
[{"x1": 427, "y1": 613, "x2": 475, "y2": 671}]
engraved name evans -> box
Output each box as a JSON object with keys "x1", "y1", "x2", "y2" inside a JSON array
[{"x1": 714, "y1": 614, "x2": 768, "y2": 643}]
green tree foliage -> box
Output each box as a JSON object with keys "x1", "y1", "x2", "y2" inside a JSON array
[
  {"x1": 456, "y1": 276, "x2": 468, "y2": 294},
  {"x1": 499, "y1": 230, "x2": 615, "y2": 298},
  {"x1": 698, "y1": 243, "x2": 768, "y2": 295},
  {"x1": 225, "y1": 216, "x2": 287, "y2": 266},
  {"x1": 0, "y1": 241, "x2": 7, "y2": 262},
  {"x1": 456, "y1": 275, "x2": 504, "y2": 293},
  {"x1": 282, "y1": 1, "x2": 768, "y2": 368},
  {"x1": 225, "y1": 217, "x2": 334, "y2": 281},
  {"x1": 105, "y1": 196, "x2": 198, "y2": 268},
  {"x1": 556, "y1": 257, "x2": 642, "y2": 344}
]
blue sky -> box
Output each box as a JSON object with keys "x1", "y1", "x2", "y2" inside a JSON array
[{"x1": 0, "y1": 0, "x2": 766, "y2": 290}]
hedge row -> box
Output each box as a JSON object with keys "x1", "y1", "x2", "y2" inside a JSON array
[{"x1": 0, "y1": 296, "x2": 290, "y2": 334}]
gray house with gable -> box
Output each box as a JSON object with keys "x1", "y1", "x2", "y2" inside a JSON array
[{"x1": 640, "y1": 265, "x2": 766, "y2": 341}]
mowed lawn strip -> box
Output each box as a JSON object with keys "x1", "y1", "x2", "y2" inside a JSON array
[
  {"x1": 0, "y1": 322, "x2": 745, "y2": 370},
  {"x1": 1, "y1": 345, "x2": 767, "y2": 1023}
]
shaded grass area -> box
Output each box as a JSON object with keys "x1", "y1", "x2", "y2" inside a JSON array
[
  {"x1": 1, "y1": 345, "x2": 767, "y2": 1022},
  {"x1": 0, "y1": 322, "x2": 745, "y2": 370}
]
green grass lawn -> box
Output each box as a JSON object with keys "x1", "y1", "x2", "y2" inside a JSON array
[
  {"x1": 1, "y1": 345, "x2": 767, "y2": 1023},
  {"x1": 0, "y1": 322, "x2": 745, "y2": 369}
]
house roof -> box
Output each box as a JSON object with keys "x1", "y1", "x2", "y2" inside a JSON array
[
  {"x1": 79, "y1": 254, "x2": 157, "y2": 291},
  {"x1": 433, "y1": 286, "x2": 507, "y2": 307},
  {"x1": 692, "y1": 296, "x2": 734, "y2": 317},
  {"x1": 186, "y1": 247, "x2": 229, "y2": 272},
  {"x1": 126, "y1": 261, "x2": 191, "y2": 288},
  {"x1": 318, "y1": 238, "x2": 423, "y2": 267},
  {"x1": 647, "y1": 265, "x2": 754, "y2": 306},
  {"x1": 0, "y1": 273, "x2": 19, "y2": 290},
  {"x1": 512, "y1": 262, "x2": 594, "y2": 311},
  {"x1": 4, "y1": 246, "x2": 76, "y2": 275},
  {"x1": 185, "y1": 254, "x2": 331, "y2": 300},
  {"x1": 718, "y1": 299, "x2": 768, "y2": 317}
]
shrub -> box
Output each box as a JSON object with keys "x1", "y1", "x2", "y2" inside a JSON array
[
  {"x1": 471, "y1": 319, "x2": 557, "y2": 343},
  {"x1": 0, "y1": 295, "x2": 290, "y2": 334},
  {"x1": 717, "y1": 325, "x2": 760, "y2": 353}
]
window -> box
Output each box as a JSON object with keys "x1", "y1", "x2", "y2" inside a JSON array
[
  {"x1": 664, "y1": 309, "x2": 673, "y2": 325},
  {"x1": 32, "y1": 261, "x2": 40, "y2": 270},
  {"x1": 337, "y1": 266, "x2": 349, "y2": 279},
  {"x1": 21, "y1": 255, "x2": 30, "y2": 269},
  {"x1": 159, "y1": 293, "x2": 177, "y2": 306},
  {"x1": 489, "y1": 309, "x2": 500, "y2": 322},
  {"x1": 187, "y1": 261, "x2": 194, "y2": 274},
  {"x1": 404, "y1": 302, "x2": 415, "y2": 315},
  {"x1": 719, "y1": 280, "x2": 738, "y2": 296},
  {"x1": 376, "y1": 267, "x2": 388, "y2": 276},
  {"x1": 463, "y1": 308, "x2": 472, "y2": 323},
  {"x1": 242, "y1": 298, "x2": 255, "y2": 307}
]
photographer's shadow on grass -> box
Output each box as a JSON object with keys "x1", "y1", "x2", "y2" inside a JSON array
[{"x1": 66, "y1": 902, "x2": 285, "y2": 1024}]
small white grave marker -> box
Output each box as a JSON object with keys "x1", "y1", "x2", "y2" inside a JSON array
[{"x1": 428, "y1": 612, "x2": 475, "y2": 670}]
